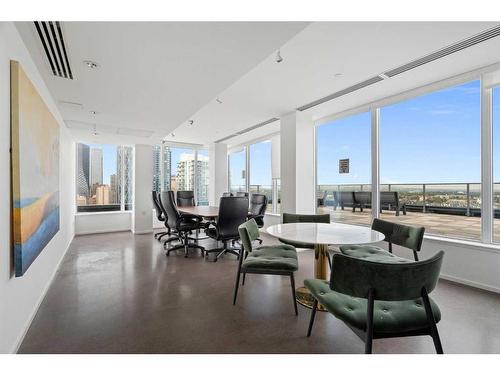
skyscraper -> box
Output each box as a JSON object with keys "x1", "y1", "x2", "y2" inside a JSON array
[
  {"x1": 117, "y1": 146, "x2": 133, "y2": 210},
  {"x1": 110, "y1": 173, "x2": 118, "y2": 204},
  {"x1": 176, "y1": 153, "x2": 209, "y2": 204},
  {"x1": 90, "y1": 147, "x2": 103, "y2": 188},
  {"x1": 162, "y1": 144, "x2": 172, "y2": 191},
  {"x1": 152, "y1": 145, "x2": 161, "y2": 192},
  {"x1": 76, "y1": 143, "x2": 90, "y2": 199}
]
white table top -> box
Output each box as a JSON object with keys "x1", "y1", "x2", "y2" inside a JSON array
[{"x1": 266, "y1": 222, "x2": 385, "y2": 246}]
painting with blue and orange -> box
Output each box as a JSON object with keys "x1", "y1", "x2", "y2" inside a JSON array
[{"x1": 11, "y1": 61, "x2": 60, "y2": 277}]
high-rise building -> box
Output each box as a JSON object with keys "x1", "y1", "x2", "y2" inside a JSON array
[
  {"x1": 152, "y1": 145, "x2": 161, "y2": 192},
  {"x1": 162, "y1": 144, "x2": 171, "y2": 191},
  {"x1": 95, "y1": 185, "x2": 110, "y2": 205},
  {"x1": 176, "y1": 153, "x2": 209, "y2": 204},
  {"x1": 110, "y1": 173, "x2": 118, "y2": 204},
  {"x1": 117, "y1": 146, "x2": 133, "y2": 210},
  {"x1": 76, "y1": 143, "x2": 90, "y2": 198},
  {"x1": 90, "y1": 148, "x2": 103, "y2": 189}
]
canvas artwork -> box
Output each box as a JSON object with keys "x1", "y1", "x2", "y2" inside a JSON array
[{"x1": 11, "y1": 60, "x2": 60, "y2": 277}]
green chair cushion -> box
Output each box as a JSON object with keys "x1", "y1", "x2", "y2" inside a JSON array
[
  {"x1": 304, "y1": 279, "x2": 441, "y2": 334},
  {"x1": 242, "y1": 244, "x2": 298, "y2": 271},
  {"x1": 339, "y1": 245, "x2": 413, "y2": 264},
  {"x1": 279, "y1": 238, "x2": 315, "y2": 249}
]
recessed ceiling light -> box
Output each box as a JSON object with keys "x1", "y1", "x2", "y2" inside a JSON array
[
  {"x1": 275, "y1": 50, "x2": 283, "y2": 63},
  {"x1": 89, "y1": 110, "x2": 97, "y2": 115},
  {"x1": 83, "y1": 60, "x2": 100, "y2": 69}
]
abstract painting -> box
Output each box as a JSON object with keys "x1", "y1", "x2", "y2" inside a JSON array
[{"x1": 11, "y1": 60, "x2": 60, "y2": 277}]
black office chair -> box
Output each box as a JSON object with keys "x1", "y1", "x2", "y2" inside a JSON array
[
  {"x1": 247, "y1": 194, "x2": 267, "y2": 244},
  {"x1": 161, "y1": 191, "x2": 205, "y2": 258},
  {"x1": 206, "y1": 196, "x2": 249, "y2": 262},
  {"x1": 222, "y1": 192, "x2": 233, "y2": 197},
  {"x1": 152, "y1": 191, "x2": 169, "y2": 241},
  {"x1": 235, "y1": 192, "x2": 249, "y2": 198},
  {"x1": 177, "y1": 190, "x2": 195, "y2": 206}
]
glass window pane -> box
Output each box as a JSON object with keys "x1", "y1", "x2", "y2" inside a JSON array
[
  {"x1": 380, "y1": 80, "x2": 481, "y2": 241},
  {"x1": 196, "y1": 149, "x2": 209, "y2": 205},
  {"x1": 118, "y1": 146, "x2": 133, "y2": 211},
  {"x1": 249, "y1": 140, "x2": 272, "y2": 212},
  {"x1": 316, "y1": 112, "x2": 372, "y2": 225},
  {"x1": 152, "y1": 145, "x2": 162, "y2": 192},
  {"x1": 76, "y1": 142, "x2": 120, "y2": 212},
  {"x1": 170, "y1": 147, "x2": 195, "y2": 194},
  {"x1": 229, "y1": 148, "x2": 246, "y2": 194},
  {"x1": 493, "y1": 86, "x2": 500, "y2": 243}
]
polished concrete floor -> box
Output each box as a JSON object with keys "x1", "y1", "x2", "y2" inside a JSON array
[{"x1": 19, "y1": 230, "x2": 500, "y2": 354}]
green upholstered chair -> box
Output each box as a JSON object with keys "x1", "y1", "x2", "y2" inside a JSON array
[
  {"x1": 234, "y1": 219, "x2": 299, "y2": 315},
  {"x1": 280, "y1": 213, "x2": 331, "y2": 249},
  {"x1": 340, "y1": 218, "x2": 425, "y2": 263},
  {"x1": 305, "y1": 251, "x2": 444, "y2": 354}
]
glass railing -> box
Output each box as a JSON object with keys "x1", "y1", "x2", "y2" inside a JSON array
[{"x1": 316, "y1": 182, "x2": 491, "y2": 217}]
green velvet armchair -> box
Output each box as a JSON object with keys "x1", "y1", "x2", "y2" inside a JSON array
[
  {"x1": 234, "y1": 219, "x2": 299, "y2": 315},
  {"x1": 280, "y1": 213, "x2": 330, "y2": 249},
  {"x1": 340, "y1": 218, "x2": 425, "y2": 263},
  {"x1": 305, "y1": 251, "x2": 444, "y2": 354}
]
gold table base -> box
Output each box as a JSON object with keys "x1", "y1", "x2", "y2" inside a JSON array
[{"x1": 296, "y1": 243, "x2": 330, "y2": 312}]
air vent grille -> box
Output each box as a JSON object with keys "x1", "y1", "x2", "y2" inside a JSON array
[
  {"x1": 215, "y1": 117, "x2": 279, "y2": 143},
  {"x1": 384, "y1": 25, "x2": 500, "y2": 78},
  {"x1": 297, "y1": 76, "x2": 384, "y2": 111},
  {"x1": 34, "y1": 21, "x2": 73, "y2": 79}
]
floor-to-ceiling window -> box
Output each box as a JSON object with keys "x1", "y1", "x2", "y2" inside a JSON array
[
  {"x1": 76, "y1": 142, "x2": 133, "y2": 212},
  {"x1": 196, "y1": 149, "x2": 209, "y2": 205},
  {"x1": 316, "y1": 112, "x2": 372, "y2": 225},
  {"x1": 249, "y1": 140, "x2": 272, "y2": 212},
  {"x1": 228, "y1": 148, "x2": 246, "y2": 194},
  {"x1": 168, "y1": 147, "x2": 195, "y2": 194},
  {"x1": 380, "y1": 80, "x2": 481, "y2": 241},
  {"x1": 493, "y1": 86, "x2": 500, "y2": 243}
]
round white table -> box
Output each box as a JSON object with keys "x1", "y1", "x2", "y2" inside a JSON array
[{"x1": 266, "y1": 222, "x2": 385, "y2": 310}]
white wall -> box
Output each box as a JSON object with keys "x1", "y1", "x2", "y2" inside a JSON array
[
  {"x1": 209, "y1": 142, "x2": 228, "y2": 205},
  {"x1": 0, "y1": 22, "x2": 75, "y2": 353},
  {"x1": 132, "y1": 144, "x2": 153, "y2": 234},
  {"x1": 75, "y1": 212, "x2": 132, "y2": 235}
]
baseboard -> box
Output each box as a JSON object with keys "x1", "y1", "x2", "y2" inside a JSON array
[
  {"x1": 75, "y1": 229, "x2": 131, "y2": 236},
  {"x1": 132, "y1": 229, "x2": 153, "y2": 235},
  {"x1": 440, "y1": 273, "x2": 500, "y2": 294},
  {"x1": 11, "y1": 232, "x2": 75, "y2": 353}
]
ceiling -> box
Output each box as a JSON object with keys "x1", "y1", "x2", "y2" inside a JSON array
[
  {"x1": 16, "y1": 22, "x2": 500, "y2": 147},
  {"x1": 171, "y1": 22, "x2": 500, "y2": 147},
  {"x1": 15, "y1": 21, "x2": 309, "y2": 144}
]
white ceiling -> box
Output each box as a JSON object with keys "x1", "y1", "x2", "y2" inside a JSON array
[
  {"x1": 16, "y1": 22, "x2": 500, "y2": 147},
  {"x1": 15, "y1": 21, "x2": 309, "y2": 144},
  {"x1": 170, "y1": 22, "x2": 500, "y2": 147}
]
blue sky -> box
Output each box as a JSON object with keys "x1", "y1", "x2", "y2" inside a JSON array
[
  {"x1": 317, "y1": 80, "x2": 487, "y2": 185},
  {"x1": 229, "y1": 140, "x2": 273, "y2": 188}
]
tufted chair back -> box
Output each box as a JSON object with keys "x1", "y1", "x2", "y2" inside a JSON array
[
  {"x1": 330, "y1": 251, "x2": 444, "y2": 301},
  {"x1": 176, "y1": 190, "x2": 195, "y2": 206},
  {"x1": 249, "y1": 194, "x2": 267, "y2": 216},
  {"x1": 238, "y1": 218, "x2": 260, "y2": 253},
  {"x1": 372, "y1": 218, "x2": 425, "y2": 261},
  {"x1": 282, "y1": 213, "x2": 330, "y2": 224}
]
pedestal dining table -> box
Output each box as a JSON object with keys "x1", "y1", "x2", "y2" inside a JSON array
[{"x1": 266, "y1": 222, "x2": 385, "y2": 310}]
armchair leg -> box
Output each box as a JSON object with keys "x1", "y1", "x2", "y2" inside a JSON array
[
  {"x1": 307, "y1": 299, "x2": 318, "y2": 337},
  {"x1": 290, "y1": 273, "x2": 298, "y2": 316},
  {"x1": 242, "y1": 272, "x2": 246, "y2": 285},
  {"x1": 365, "y1": 288, "x2": 375, "y2": 354},
  {"x1": 422, "y1": 288, "x2": 444, "y2": 354},
  {"x1": 233, "y1": 271, "x2": 241, "y2": 305},
  {"x1": 257, "y1": 238, "x2": 263, "y2": 244},
  {"x1": 327, "y1": 252, "x2": 332, "y2": 270}
]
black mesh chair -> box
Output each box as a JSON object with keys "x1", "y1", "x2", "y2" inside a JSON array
[
  {"x1": 177, "y1": 190, "x2": 195, "y2": 206},
  {"x1": 206, "y1": 196, "x2": 249, "y2": 262},
  {"x1": 157, "y1": 192, "x2": 181, "y2": 246},
  {"x1": 247, "y1": 194, "x2": 268, "y2": 244},
  {"x1": 152, "y1": 191, "x2": 169, "y2": 241},
  {"x1": 222, "y1": 192, "x2": 233, "y2": 197},
  {"x1": 161, "y1": 191, "x2": 205, "y2": 258}
]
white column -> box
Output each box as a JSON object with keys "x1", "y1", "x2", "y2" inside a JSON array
[
  {"x1": 280, "y1": 110, "x2": 315, "y2": 215},
  {"x1": 481, "y1": 78, "x2": 493, "y2": 243},
  {"x1": 371, "y1": 108, "x2": 380, "y2": 220},
  {"x1": 132, "y1": 144, "x2": 153, "y2": 234},
  {"x1": 209, "y1": 142, "x2": 228, "y2": 206}
]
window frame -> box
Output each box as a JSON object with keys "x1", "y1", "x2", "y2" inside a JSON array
[{"x1": 314, "y1": 62, "x2": 500, "y2": 245}]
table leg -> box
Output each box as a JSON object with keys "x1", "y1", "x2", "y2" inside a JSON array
[{"x1": 296, "y1": 243, "x2": 329, "y2": 311}]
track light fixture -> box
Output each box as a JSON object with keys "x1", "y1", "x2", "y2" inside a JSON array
[{"x1": 275, "y1": 50, "x2": 283, "y2": 63}]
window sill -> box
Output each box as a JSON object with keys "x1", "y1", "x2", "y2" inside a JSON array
[{"x1": 75, "y1": 210, "x2": 132, "y2": 216}]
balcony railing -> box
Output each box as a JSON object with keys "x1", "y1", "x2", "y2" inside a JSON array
[{"x1": 317, "y1": 183, "x2": 500, "y2": 218}]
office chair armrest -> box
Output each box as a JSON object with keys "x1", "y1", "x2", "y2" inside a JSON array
[
  {"x1": 179, "y1": 213, "x2": 203, "y2": 223},
  {"x1": 247, "y1": 213, "x2": 264, "y2": 221}
]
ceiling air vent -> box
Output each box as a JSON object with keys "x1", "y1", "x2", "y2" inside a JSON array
[
  {"x1": 297, "y1": 75, "x2": 384, "y2": 112},
  {"x1": 34, "y1": 21, "x2": 73, "y2": 79},
  {"x1": 215, "y1": 117, "x2": 279, "y2": 143},
  {"x1": 384, "y1": 24, "x2": 500, "y2": 78}
]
